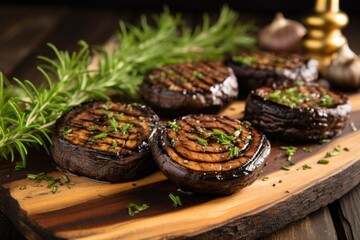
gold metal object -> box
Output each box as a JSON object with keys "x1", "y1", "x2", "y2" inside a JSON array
[{"x1": 302, "y1": 0, "x2": 348, "y2": 71}]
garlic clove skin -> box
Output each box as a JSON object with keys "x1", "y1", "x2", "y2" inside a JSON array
[
  {"x1": 323, "y1": 43, "x2": 360, "y2": 91},
  {"x1": 257, "y1": 12, "x2": 307, "y2": 53}
]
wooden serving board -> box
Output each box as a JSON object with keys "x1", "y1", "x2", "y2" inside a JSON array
[{"x1": 1, "y1": 93, "x2": 360, "y2": 240}]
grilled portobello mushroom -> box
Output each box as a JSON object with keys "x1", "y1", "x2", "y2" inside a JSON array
[
  {"x1": 151, "y1": 115, "x2": 270, "y2": 195},
  {"x1": 52, "y1": 100, "x2": 159, "y2": 182},
  {"x1": 245, "y1": 84, "x2": 351, "y2": 142},
  {"x1": 226, "y1": 51, "x2": 318, "y2": 96},
  {"x1": 141, "y1": 61, "x2": 238, "y2": 118}
]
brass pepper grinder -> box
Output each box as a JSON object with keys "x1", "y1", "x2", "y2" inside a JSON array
[{"x1": 302, "y1": 0, "x2": 348, "y2": 72}]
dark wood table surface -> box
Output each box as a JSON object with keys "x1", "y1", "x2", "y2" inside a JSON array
[{"x1": 0, "y1": 3, "x2": 359, "y2": 239}]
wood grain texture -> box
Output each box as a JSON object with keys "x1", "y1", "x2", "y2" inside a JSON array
[
  {"x1": 263, "y1": 207, "x2": 337, "y2": 240},
  {"x1": 330, "y1": 184, "x2": 360, "y2": 240},
  {"x1": 0, "y1": 93, "x2": 360, "y2": 239}
]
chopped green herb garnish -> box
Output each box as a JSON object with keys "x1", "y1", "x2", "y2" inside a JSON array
[
  {"x1": 232, "y1": 55, "x2": 257, "y2": 66},
  {"x1": 229, "y1": 146, "x2": 239, "y2": 158},
  {"x1": 47, "y1": 178, "x2": 60, "y2": 188},
  {"x1": 171, "y1": 138, "x2": 179, "y2": 144},
  {"x1": 195, "y1": 136, "x2": 208, "y2": 146},
  {"x1": 127, "y1": 203, "x2": 149, "y2": 216},
  {"x1": 319, "y1": 139, "x2": 331, "y2": 145},
  {"x1": 112, "y1": 140, "x2": 118, "y2": 148},
  {"x1": 318, "y1": 159, "x2": 329, "y2": 164},
  {"x1": 15, "y1": 161, "x2": 26, "y2": 171},
  {"x1": 62, "y1": 175, "x2": 70, "y2": 183},
  {"x1": 110, "y1": 117, "x2": 118, "y2": 132},
  {"x1": 344, "y1": 147, "x2": 350, "y2": 151},
  {"x1": 120, "y1": 124, "x2": 132, "y2": 135},
  {"x1": 288, "y1": 160, "x2": 296, "y2": 165},
  {"x1": 62, "y1": 129, "x2": 73, "y2": 136},
  {"x1": 262, "y1": 176, "x2": 269, "y2": 181},
  {"x1": 325, "y1": 147, "x2": 340, "y2": 158},
  {"x1": 117, "y1": 113, "x2": 124, "y2": 121},
  {"x1": 193, "y1": 71, "x2": 205, "y2": 79},
  {"x1": 243, "y1": 121, "x2": 252, "y2": 126},
  {"x1": 126, "y1": 104, "x2": 133, "y2": 111},
  {"x1": 281, "y1": 166, "x2": 290, "y2": 171},
  {"x1": 169, "y1": 193, "x2": 182, "y2": 208},
  {"x1": 27, "y1": 172, "x2": 45, "y2": 180},
  {"x1": 302, "y1": 164, "x2": 312, "y2": 169},
  {"x1": 92, "y1": 132, "x2": 108, "y2": 140},
  {"x1": 268, "y1": 90, "x2": 281, "y2": 100},
  {"x1": 19, "y1": 186, "x2": 26, "y2": 190},
  {"x1": 213, "y1": 129, "x2": 235, "y2": 144},
  {"x1": 87, "y1": 126, "x2": 97, "y2": 131},
  {"x1": 52, "y1": 186, "x2": 58, "y2": 194},
  {"x1": 302, "y1": 147, "x2": 312, "y2": 153},
  {"x1": 168, "y1": 121, "x2": 181, "y2": 131},
  {"x1": 280, "y1": 146, "x2": 297, "y2": 161},
  {"x1": 318, "y1": 94, "x2": 334, "y2": 107},
  {"x1": 106, "y1": 112, "x2": 114, "y2": 119}
]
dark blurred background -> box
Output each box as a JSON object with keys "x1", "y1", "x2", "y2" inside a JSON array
[{"x1": 1, "y1": 0, "x2": 358, "y2": 12}]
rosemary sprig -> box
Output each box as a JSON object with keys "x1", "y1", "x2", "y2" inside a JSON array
[{"x1": 0, "y1": 6, "x2": 255, "y2": 167}]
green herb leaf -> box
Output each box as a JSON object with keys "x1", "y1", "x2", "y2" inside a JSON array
[
  {"x1": 62, "y1": 129, "x2": 73, "y2": 136},
  {"x1": 193, "y1": 71, "x2": 205, "y2": 79},
  {"x1": 302, "y1": 147, "x2": 312, "y2": 153},
  {"x1": 261, "y1": 176, "x2": 269, "y2": 181},
  {"x1": 91, "y1": 132, "x2": 108, "y2": 141},
  {"x1": 229, "y1": 146, "x2": 239, "y2": 158},
  {"x1": 280, "y1": 146, "x2": 297, "y2": 161},
  {"x1": 318, "y1": 159, "x2": 329, "y2": 164},
  {"x1": 119, "y1": 124, "x2": 132, "y2": 135},
  {"x1": 110, "y1": 117, "x2": 118, "y2": 132},
  {"x1": 319, "y1": 139, "x2": 331, "y2": 145},
  {"x1": 302, "y1": 164, "x2": 312, "y2": 169},
  {"x1": 127, "y1": 203, "x2": 149, "y2": 216},
  {"x1": 232, "y1": 56, "x2": 257, "y2": 65},
  {"x1": 281, "y1": 166, "x2": 290, "y2": 171},
  {"x1": 168, "y1": 121, "x2": 181, "y2": 131},
  {"x1": 195, "y1": 136, "x2": 208, "y2": 146},
  {"x1": 62, "y1": 175, "x2": 70, "y2": 183},
  {"x1": 52, "y1": 186, "x2": 58, "y2": 194},
  {"x1": 19, "y1": 185, "x2": 26, "y2": 190},
  {"x1": 169, "y1": 193, "x2": 182, "y2": 208}
]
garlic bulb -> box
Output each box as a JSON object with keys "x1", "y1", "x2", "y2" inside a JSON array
[
  {"x1": 257, "y1": 12, "x2": 306, "y2": 53},
  {"x1": 323, "y1": 43, "x2": 360, "y2": 90}
]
